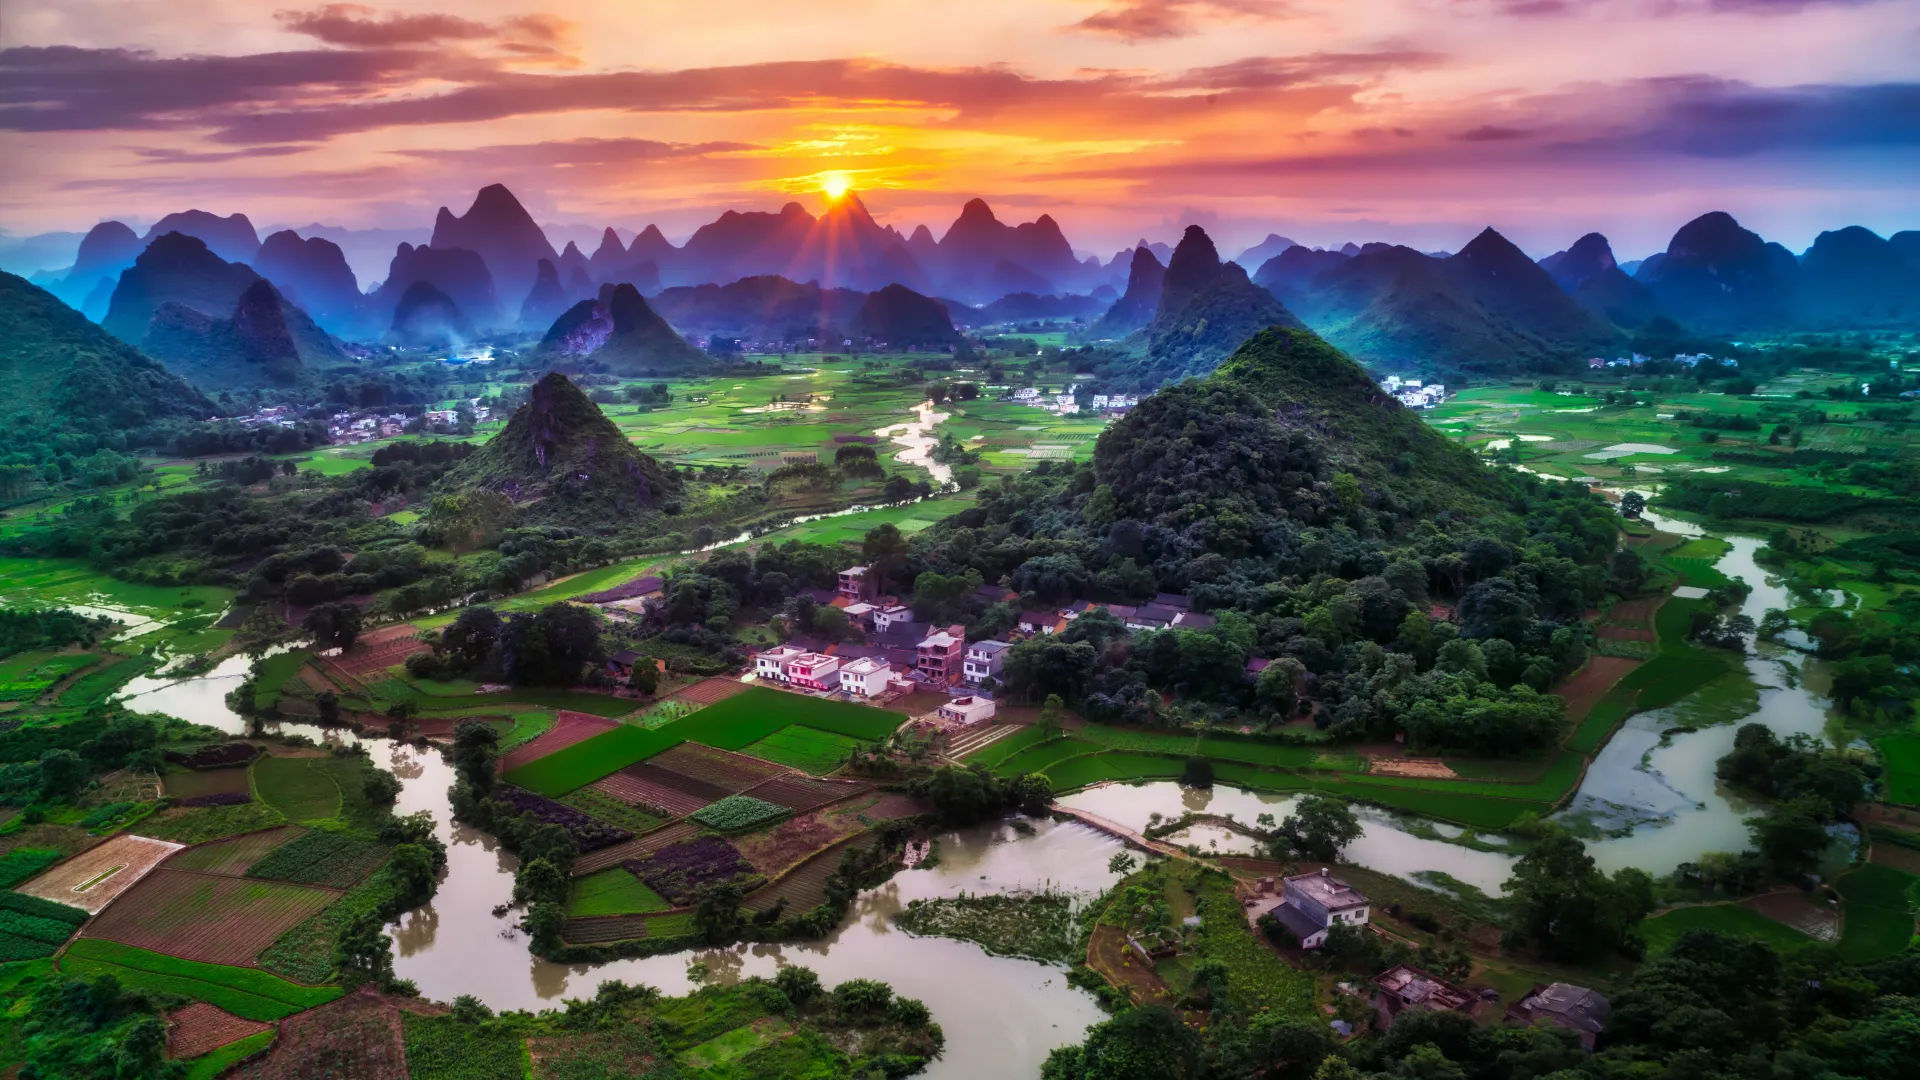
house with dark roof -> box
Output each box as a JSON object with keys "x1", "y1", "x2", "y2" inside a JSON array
[
  {"x1": 606, "y1": 649, "x2": 642, "y2": 675},
  {"x1": 1172, "y1": 611, "x2": 1216, "y2": 630},
  {"x1": 1506, "y1": 983, "x2": 1609, "y2": 1049},
  {"x1": 964, "y1": 639, "x2": 1012, "y2": 686},
  {"x1": 1018, "y1": 610, "x2": 1061, "y2": 635},
  {"x1": 1255, "y1": 869, "x2": 1370, "y2": 949},
  {"x1": 1154, "y1": 593, "x2": 1192, "y2": 610}
]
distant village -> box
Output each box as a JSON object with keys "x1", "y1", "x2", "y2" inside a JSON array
[
  {"x1": 223, "y1": 400, "x2": 492, "y2": 443},
  {"x1": 1587, "y1": 352, "x2": 1735, "y2": 370},
  {"x1": 1378, "y1": 376, "x2": 1448, "y2": 409}
]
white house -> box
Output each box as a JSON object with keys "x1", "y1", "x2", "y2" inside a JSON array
[
  {"x1": 1266, "y1": 869, "x2": 1369, "y2": 949},
  {"x1": 873, "y1": 605, "x2": 915, "y2": 632},
  {"x1": 963, "y1": 640, "x2": 1011, "y2": 686},
  {"x1": 936, "y1": 695, "x2": 997, "y2": 726},
  {"x1": 838, "y1": 656, "x2": 892, "y2": 697},
  {"x1": 754, "y1": 645, "x2": 803, "y2": 682}
]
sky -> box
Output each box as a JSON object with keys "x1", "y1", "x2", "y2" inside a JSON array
[{"x1": 3, "y1": 0, "x2": 1918, "y2": 261}]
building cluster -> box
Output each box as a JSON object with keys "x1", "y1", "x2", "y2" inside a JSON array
[
  {"x1": 234, "y1": 405, "x2": 299, "y2": 429},
  {"x1": 1007, "y1": 387, "x2": 1137, "y2": 416},
  {"x1": 1378, "y1": 376, "x2": 1447, "y2": 409},
  {"x1": 323, "y1": 400, "x2": 488, "y2": 443},
  {"x1": 1587, "y1": 352, "x2": 1737, "y2": 370}
]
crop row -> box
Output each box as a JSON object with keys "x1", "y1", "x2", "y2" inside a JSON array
[
  {"x1": 689, "y1": 795, "x2": 787, "y2": 832},
  {"x1": 61, "y1": 939, "x2": 342, "y2": 1021},
  {"x1": 245, "y1": 830, "x2": 389, "y2": 888}
]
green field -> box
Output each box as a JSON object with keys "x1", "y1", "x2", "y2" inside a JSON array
[
  {"x1": 566, "y1": 868, "x2": 672, "y2": 917},
  {"x1": 1876, "y1": 733, "x2": 1920, "y2": 806},
  {"x1": 1836, "y1": 864, "x2": 1919, "y2": 963},
  {"x1": 60, "y1": 939, "x2": 342, "y2": 1021},
  {"x1": 739, "y1": 726, "x2": 868, "y2": 775},
  {"x1": 995, "y1": 737, "x2": 1104, "y2": 777},
  {"x1": 182, "y1": 1030, "x2": 275, "y2": 1080},
  {"x1": 959, "y1": 724, "x2": 1050, "y2": 768},
  {"x1": 252, "y1": 755, "x2": 344, "y2": 823},
  {"x1": 1639, "y1": 904, "x2": 1816, "y2": 955},
  {"x1": 503, "y1": 687, "x2": 902, "y2": 796}
]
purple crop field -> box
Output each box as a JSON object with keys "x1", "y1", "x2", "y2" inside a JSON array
[
  {"x1": 576, "y1": 574, "x2": 667, "y2": 604},
  {"x1": 492, "y1": 786, "x2": 633, "y2": 852},
  {"x1": 625, "y1": 836, "x2": 761, "y2": 905}
]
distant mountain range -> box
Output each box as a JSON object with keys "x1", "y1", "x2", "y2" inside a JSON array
[{"x1": 15, "y1": 183, "x2": 1920, "y2": 387}]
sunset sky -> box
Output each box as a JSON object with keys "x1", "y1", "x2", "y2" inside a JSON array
[{"x1": 3, "y1": 0, "x2": 1917, "y2": 259}]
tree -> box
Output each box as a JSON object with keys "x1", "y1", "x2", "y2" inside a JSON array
[
  {"x1": 1503, "y1": 826, "x2": 1652, "y2": 962},
  {"x1": 1620, "y1": 490, "x2": 1646, "y2": 516},
  {"x1": 1255, "y1": 657, "x2": 1306, "y2": 716},
  {"x1": 387, "y1": 843, "x2": 438, "y2": 906},
  {"x1": 694, "y1": 882, "x2": 744, "y2": 944},
  {"x1": 862, "y1": 523, "x2": 909, "y2": 593},
  {"x1": 303, "y1": 601, "x2": 363, "y2": 652},
  {"x1": 1107, "y1": 852, "x2": 1137, "y2": 876},
  {"x1": 1277, "y1": 795, "x2": 1363, "y2": 862},
  {"x1": 1181, "y1": 756, "x2": 1214, "y2": 789},
  {"x1": 1039, "y1": 694, "x2": 1065, "y2": 739},
  {"x1": 514, "y1": 857, "x2": 567, "y2": 907},
  {"x1": 1748, "y1": 796, "x2": 1831, "y2": 878},
  {"x1": 314, "y1": 690, "x2": 339, "y2": 725},
  {"x1": 37, "y1": 749, "x2": 87, "y2": 802},
  {"x1": 1041, "y1": 1005, "x2": 1201, "y2": 1080},
  {"x1": 627, "y1": 662, "x2": 659, "y2": 697}
]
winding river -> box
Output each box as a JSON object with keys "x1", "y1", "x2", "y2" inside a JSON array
[{"x1": 86, "y1": 485, "x2": 1851, "y2": 1073}]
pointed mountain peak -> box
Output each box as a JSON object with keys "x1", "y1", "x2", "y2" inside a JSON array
[
  {"x1": 637, "y1": 224, "x2": 669, "y2": 242},
  {"x1": 534, "y1": 258, "x2": 559, "y2": 284},
  {"x1": 469, "y1": 183, "x2": 530, "y2": 217},
  {"x1": 434, "y1": 207, "x2": 457, "y2": 231},
  {"x1": 592, "y1": 228, "x2": 626, "y2": 259},
  {"x1": 909, "y1": 224, "x2": 936, "y2": 244},
  {"x1": 1130, "y1": 245, "x2": 1163, "y2": 271},
  {"x1": 561, "y1": 240, "x2": 584, "y2": 259},
  {"x1": 780, "y1": 202, "x2": 809, "y2": 218},
  {"x1": 1458, "y1": 226, "x2": 1524, "y2": 259},
  {"x1": 957, "y1": 198, "x2": 998, "y2": 224},
  {"x1": 1167, "y1": 225, "x2": 1223, "y2": 275}
]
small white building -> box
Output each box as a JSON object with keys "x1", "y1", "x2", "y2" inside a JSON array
[
  {"x1": 838, "y1": 656, "x2": 892, "y2": 697},
  {"x1": 754, "y1": 645, "x2": 803, "y2": 682},
  {"x1": 784, "y1": 652, "x2": 840, "y2": 691},
  {"x1": 1266, "y1": 869, "x2": 1370, "y2": 949},
  {"x1": 873, "y1": 605, "x2": 915, "y2": 632},
  {"x1": 937, "y1": 695, "x2": 997, "y2": 726}
]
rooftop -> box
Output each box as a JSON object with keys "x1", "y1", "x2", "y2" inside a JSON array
[
  {"x1": 1288, "y1": 869, "x2": 1368, "y2": 910},
  {"x1": 1515, "y1": 983, "x2": 1610, "y2": 1034},
  {"x1": 968, "y1": 639, "x2": 1012, "y2": 655},
  {"x1": 1373, "y1": 965, "x2": 1473, "y2": 1012}
]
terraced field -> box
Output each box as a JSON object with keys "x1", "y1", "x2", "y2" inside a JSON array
[
  {"x1": 163, "y1": 827, "x2": 305, "y2": 877},
  {"x1": 741, "y1": 839, "x2": 853, "y2": 915},
  {"x1": 650, "y1": 742, "x2": 789, "y2": 792},
  {"x1": 593, "y1": 763, "x2": 725, "y2": 817},
  {"x1": 748, "y1": 774, "x2": 869, "y2": 813}
]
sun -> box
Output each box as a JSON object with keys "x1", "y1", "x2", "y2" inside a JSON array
[{"x1": 819, "y1": 171, "x2": 851, "y2": 199}]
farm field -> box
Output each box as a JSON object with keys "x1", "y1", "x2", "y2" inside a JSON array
[
  {"x1": 1876, "y1": 733, "x2": 1920, "y2": 807},
  {"x1": 161, "y1": 764, "x2": 253, "y2": 802},
  {"x1": 163, "y1": 826, "x2": 304, "y2": 876},
  {"x1": 1639, "y1": 903, "x2": 1817, "y2": 955},
  {"x1": 15, "y1": 832, "x2": 183, "y2": 913},
  {"x1": 244, "y1": 830, "x2": 387, "y2": 888},
  {"x1": 251, "y1": 755, "x2": 342, "y2": 823},
  {"x1": 228, "y1": 990, "x2": 424, "y2": 1080},
  {"x1": 1835, "y1": 864, "x2": 1919, "y2": 963},
  {"x1": 504, "y1": 687, "x2": 901, "y2": 796},
  {"x1": 81, "y1": 868, "x2": 338, "y2": 965},
  {"x1": 566, "y1": 868, "x2": 673, "y2": 918},
  {"x1": 165, "y1": 1000, "x2": 273, "y2": 1060},
  {"x1": 60, "y1": 939, "x2": 342, "y2": 1021},
  {"x1": 0, "y1": 892, "x2": 88, "y2": 961},
  {"x1": 739, "y1": 725, "x2": 866, "y2": 774}
]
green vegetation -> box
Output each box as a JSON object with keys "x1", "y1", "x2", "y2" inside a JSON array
[
  {"x1": 60, "y1": 939, "x2": 342, "y2": 1021},
  {"x1": 245, "y1": 829, "x2": 387, "y2": 887},
  {"x1": 894, "y1": 892, "x2": 1075, "y2": 963},
  {"x1": 556, "y1": 787, "x2": 667, "y2": 836},
  {"x1": 958, "y1": 723, "x2": 1050, "y2": 768},
  {"x1": 740, "y1": 725, "x2": 867, "y2": 775},
  {"x1": 401, "y1": 1011, "x2": 528, "y2": 1080},
  {"x1": 1639, "y1": 903, "x2": 1816, "y2": 955},
  {"x1": 252, "y1": 754, "x2": 344, "y2": 822},
  {"x1": 690, "y1": 795, "x2": 788, "y2": 831},
  {"x1": 1877, "y1": 733, "x2": 1920, "y2": 806},
  {"x1": 140, "y1": 800, "x2": 288, "y2": 844},
  {"x1": 566, "y1": 868, "x2": 672, "y2": 918},
  {"x1": 0, "y1": 848, "x2": 63, "y2": 888},
  {"x1": 1836, "y1": 864, "x2": 1919, "y2": 963}
]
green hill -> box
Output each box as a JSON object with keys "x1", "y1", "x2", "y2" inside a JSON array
[
  {"x1": 0, "y1": 271, "x2": 215, "y2": 452},
  {"x1": 1137, "y1": 226, "x2": 1304, "y2": 384},
  {"x1": 140, "y1": 279, "x2": 344, "y2": 391},
  {"x1": 438, "y1": 371, "x2": 682, "y2": 521},
  {"x1": 536, "y1": 284, "x2": 715, "y2": 375},
  {"x1": 1102, "y1": 327, "x2": 1501, "y2": 520}
]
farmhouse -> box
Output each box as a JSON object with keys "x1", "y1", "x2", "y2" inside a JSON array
[
  {"x1": 1018, "y1": 610, "x2": 1060, "y2": 635},
  {"x1": 838, "y1": 656, "x2": 892, "y2": 698},
  {"x1": 1506, "y1": 983, "x2": 1610, "y2": 1049},
  {"x1": 837, "y1": 565, "x2": 872, "y2": 600},
  {"x1": 753, "y1": 645, "x2": 803, "y2": 682},
  {"x1": 916, "y1": 626, "x2": 965, "y2": 682},
  {"x1": 873, "y1": 604, "x2": 915, "y2": 633},
  {"x1": 963, "y1": 639, "x2": 1011, "y2": 686},
  {"x1": 937, "y1": 695, "x2": 996, "y2": 726},
  {"x1": 1264, "y1": 868, "x2": 1370, "y2": 949},
  {"x1": 785, "y1": 652, "x2": 840, "y2": 691},
  {"x1": 1372, "y1": 964, "x2": 1475, "y2": 1023}
]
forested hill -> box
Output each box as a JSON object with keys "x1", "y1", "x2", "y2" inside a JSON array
[
  {"x1": 436, "y1": 371, "x2": 682, "y2": 524},
  {"x1": 0, "y1": 271, "x2": 215, "y2": 453},
  {"x1": 904, "y1": 325, "x2": 1624, "y2": 750}
]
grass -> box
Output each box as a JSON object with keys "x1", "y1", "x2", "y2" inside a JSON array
[
  {"x1": 56, "y1": 654, "x2": 157, "y2": 707},
  {"x1": 503, "y1": 687, "x2": 902, "y2": 796},
  {"x1": 60, "y1": 939, "x2": 341, "y2": 1021},
  {"x1": 497, "y1": 710, "x2": 556, "y2": 753},
  {"x1": 0, "y1": 848, "x2": 64, "y2": 888},
  {"x1": 1639, "y1": 904, "x2": 1817, "y2": 955},
  {"x1": 1565, "y1": 687, "x2": 1635, "y2": 755},
  {"x1": 1188, "y1": 868, "x2": 1316, "y2": 1017},
  {"x1": 1612, "y1": 598, "x2": 1739, "y2": 711},
  {"x1": 250, "y1": 650, "x2": 313, "y2": 710},
  {"x1": 739, "y1": 726, "x2": 867, "y2": 775},
  {"x1": 894, "y1": 892, "x2": 1076, "y2": 963},
  {"x1": 994, "y1": 737, "x2": 1104, "y2": 777},
  {"x1": 1836, "y1": 864, "x2": 1919, "y2": 963},
  {"x1": 1876, "y1": 733, "x2": 1920, "y2": 807},
  {"x1": 680, "y1": 1018, "x2": 794, "y2": 1070},
  {"x1": 959, "y1": 723, "x2": 1051, "y2": 768},
  {"x1": 139, "y1": 801, "x2": 288, "y2": 845},
  {"x1": 566, "y1": 868, "x2": 673, "y2": 918},
  {"x1": 557, "y1": 787, "x2": 667, "y2": 835},
  {"x1": 181, "y1": 1029, "x2": 274, "y2": 1080},
  {"x1": 251, "y1": 755, "x2": 342, "y2": 823}
]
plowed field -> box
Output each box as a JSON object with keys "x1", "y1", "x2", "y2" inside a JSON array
[
  {"x1": 649, "y1": 743, "x2": 788, "y2": 792},
  {"x1": 592, "y1": 764, "x2": 725, "y2": 817},
  {"x1": 229, "y1": 988, "x2": 430, "y2": 1080},
  {"x1": 741, "y1": 840, "x2": 851, "y2": 915},
  {"x1": 500, "y1": 710, "x2": 619, "y2": 772},
  {"x1": 162, "y1": 766, "x2": 253, "y2": 802},
  {"x1": 164, "y1": 828, "x2": 305, "y2": 877},
  {"x1": 15, "y1": 833, "x2": 184, "y2": 914},
  {"x1": 668, "y1": 677, "x2": 753, "y2": 707},
  {"x1": 749, "y1": 774, "x2": 869, "y2": 813},
  {"x1": 82, "y1": 869, "x2": 336, "y2": 966},
  {"x1": 166, "y1": 1001, "x2": 271, "y2": 1060}
]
